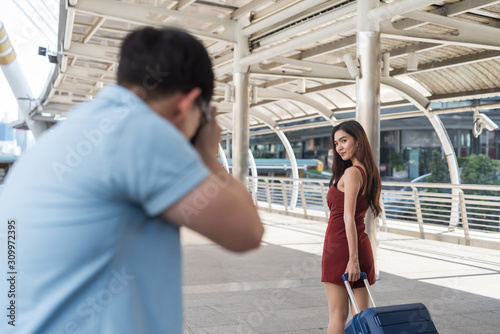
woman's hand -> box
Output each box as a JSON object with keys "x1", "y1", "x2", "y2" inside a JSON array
[{"x1": 344, "y1": 258, "x2": 361, "y2": 282}]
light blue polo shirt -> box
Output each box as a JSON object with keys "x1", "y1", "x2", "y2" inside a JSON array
[{"x1": 0, "y1": 85, "x2": 209, "y2": 333}]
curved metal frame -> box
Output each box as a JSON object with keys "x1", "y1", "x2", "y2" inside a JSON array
[
  {"x1": 381, "y1": 77, "x2": 461, "y2": 229},
  {"x1": 256, "y1": 87, "x2": 337, "y2": 124},
  {"x1": 218, "y1": 144, "x2": 229, "y2": 173},
  {"x1": 218, "y1": 108, "x2": 301, "y2": 209}
]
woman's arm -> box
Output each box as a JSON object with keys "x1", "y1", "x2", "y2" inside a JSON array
[{"x1": 342, "y1": 167, "x2": 364, "y2": 282}]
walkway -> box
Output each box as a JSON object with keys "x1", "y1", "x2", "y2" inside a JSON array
[{"x1": 182, "y1": 211, "x2": 500, "y2": 334}]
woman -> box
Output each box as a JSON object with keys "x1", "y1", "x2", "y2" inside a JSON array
[{"x1": 321, "y1": 120, "x2": 382, "y2": 334}]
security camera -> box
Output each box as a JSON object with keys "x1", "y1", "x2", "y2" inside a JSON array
[{"x1": 473, "y1": 110, "x2": 498, "y2": 138}]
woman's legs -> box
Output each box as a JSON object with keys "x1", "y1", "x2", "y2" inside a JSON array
[
  {"x1": 350, "y1": 286, "x2": 371, "y2": 316},
  {"x1": 324, "y1": 282, "x2": 349, "y2": 334}
]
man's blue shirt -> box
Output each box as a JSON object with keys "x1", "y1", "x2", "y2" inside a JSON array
[{"x1": 0, "y1": 85, "x2": 209, "y2": 333}]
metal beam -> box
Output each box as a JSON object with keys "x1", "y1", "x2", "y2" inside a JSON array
[
  {"x1": 62, "y1": 66, "x2": 116, "y2": 80},
  {"x1": 239, "y1": 17, "x2": 356, "y2": 70},
  {"x1": 297, "y1": 0, "x2": 500, "y2": 62},
  {"x1": 249, "y1": 107, "x2": 278, "y2": 128},
  {"x1": 62, "y1": 72, "x2": 115, "y2": 85},
  {"x1": 391, "y1": 50, "x2": 500, "y2": 76},
  {"x1": 249, "y1": 0, "x2": 299, "y2": 22},
  {"x1": 232, "y1": 0, "x2": 272, "y2": 19},
  {"x1": 270, "y1": 56, "x2": 352, "y2": 80},
  {"x1": 249, "y1": 64, "x2": 354, "y2": 81},
  {"x1": 243, "y1": 0, "x2": 328, "y2": 36},
  {"x1": 65, "y1": 42, "x2": 119, "y2": 64},
  {"x1": 469, "y1": 8, "x2": 500, "y2": 20},
  {"x1": 56, "y1": 83, "x2": 99, "y2": 94},
  {"x1": 63, "y1": 8, "x2": 76, "y2": 50},
  {"x1": 253, "y1": 1, "x2": 357, "y2": 49},
  {"x1": 45, "y1": 95, "x2": 82, "y2": 105},
  {"x1": 443, "y1": 0, "x2": 500, "y2": 16},
  {"x1": 429, "y1": 87, "x2": 500, "y2": 102},
  {"x1": 82, "y1": 17, "x2": 105, "y2": 44},
  {"x1": 218, "y1": 0, "x2": 441, "y2": 77},
  {"x1": 73, "y1": 0, "x2": 237, "y2": 43},
  {"x1": 387, "y1": 42, "x2": 440, "y2": 58},
  {"x1": 176, "y1": 0, "x2": 196, "y2": 10},
  {"x1": 256, "y1": 87, "x2": 336, "y2": 124},
  {"x1": 381, "y1": 11, "x2": 500, "y2": 51},
  {"x1": 299, "y1": 36, "x2": 356, "y2": 60},
  {"x1": 213, "y1": 52, "x2": 234, "y2": 67}
]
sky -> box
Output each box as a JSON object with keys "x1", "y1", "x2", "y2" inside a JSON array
[{"x1": 0, "y1": 0, "x2": 59, "y2": 123}]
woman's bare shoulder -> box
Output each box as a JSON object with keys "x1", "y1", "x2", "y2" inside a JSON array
[{"x1": 344, "y1": 166, "x2": 364, "y2": 181}]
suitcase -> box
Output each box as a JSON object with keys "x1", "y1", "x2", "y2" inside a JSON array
[{"x1": 343, "y1": 273, "x2": 439, "y2": 334}]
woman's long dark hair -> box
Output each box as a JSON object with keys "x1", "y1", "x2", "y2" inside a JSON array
[{"x1": 329, "y1": 120, "x2": 382, "y2": 217}]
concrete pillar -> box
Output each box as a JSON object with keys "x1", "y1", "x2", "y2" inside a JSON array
[
  {"x1": 356, "y1": 0, "x2": 380, "y2": 279},
  {"x1": 232, "y1": 20, "x2": 250, "y2": 183}
]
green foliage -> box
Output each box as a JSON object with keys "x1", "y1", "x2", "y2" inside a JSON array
[
  {"x1": 390, "y1": 151, "x2": 407, "y2": 172},
  {"x1": 257, "y1": 152, "x2": 274, "y2": 158},
  {"x1": 461, "y1": 154, "x2": 500, "y2": 186},
  {"x1": 427, "y1": 149, "x2": 449, "y2": 184},
  {"x1": 457, "y1": 156, "x2": 469, "y2": 168}
]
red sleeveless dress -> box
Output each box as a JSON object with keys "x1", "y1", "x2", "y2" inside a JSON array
[{"x1": 321, "y1": 165, "x2": 376, "y2": 288}]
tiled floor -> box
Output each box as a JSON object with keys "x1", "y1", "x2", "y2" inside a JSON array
[{"x1": 182, "y1": 211, "x2": 500, "y2": 334}]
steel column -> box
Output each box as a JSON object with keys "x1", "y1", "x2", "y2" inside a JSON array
[
  {"x1": 232, "y1": 20, "x2": 250, "y2": 182},
  {"x1": 356, "y1": 0, "x2": 380, "y2": 280},
  {"x1": 0, "y1": 22, "x2": 48, "y2": 138}
]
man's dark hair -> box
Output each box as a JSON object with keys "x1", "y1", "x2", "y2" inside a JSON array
[{"x1": 118, "y1": 27, "x2": 214, "y2": 102}]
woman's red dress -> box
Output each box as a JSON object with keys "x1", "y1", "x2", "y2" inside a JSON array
[{"x1": 321, "y1": 165, "x2": 376, "y2": 288}]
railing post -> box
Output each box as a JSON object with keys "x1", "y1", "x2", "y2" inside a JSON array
[
  {"x1": 458, "y1": 189, "x2": 471, "y2": 246},
  {"x1": 380, "y1": 198, "x2": 388, "y2": 232},
  {"x1": 299, "y1": 182, "x2": 308, "y2": 218},
  {"x1": 320, "y1": 183, "x2": 329, "y2": 219},
  {"x1": 281, "y1": 180, "x2": 289, "y2": 215},
  {"x1": 265, "y1": 179, "x2": 272, "y2": 212},
  {"x1": 249, "y1": 177, "x2": 257, "y2": 204},
  {"x1": 412, "y1": 186, "x2": 425, "y2": 239}
]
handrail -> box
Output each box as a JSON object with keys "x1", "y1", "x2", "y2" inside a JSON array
[{"x1": 247, "y1": 176, "x2": 500, "y2": 249}]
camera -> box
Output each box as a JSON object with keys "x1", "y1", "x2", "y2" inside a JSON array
[{"x1": 473, "y1": 110, "x2": 498, "y2": 138}]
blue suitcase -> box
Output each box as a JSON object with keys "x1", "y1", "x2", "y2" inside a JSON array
[{"x1": 343, "y1": 273, "x2": 439, "y2": 334}]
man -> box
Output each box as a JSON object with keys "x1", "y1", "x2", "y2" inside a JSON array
[{"x1": 0, "y1": 27, "x2": 263, "y2": 333}]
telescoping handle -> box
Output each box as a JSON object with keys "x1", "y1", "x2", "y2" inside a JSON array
[{"x1": 342, "y1": 272, "x2": 377, "y2": 315}]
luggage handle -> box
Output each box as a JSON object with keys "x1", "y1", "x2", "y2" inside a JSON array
[{"x1": 342, "y1": 272, "x2": 377, "y2": 315}]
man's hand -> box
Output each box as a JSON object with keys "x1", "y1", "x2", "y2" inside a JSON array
[{"x1": 192, "y1": 106, "x2": 221, "y2": 161}]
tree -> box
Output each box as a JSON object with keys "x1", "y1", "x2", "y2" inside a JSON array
[
  {"x1": 427, "y1": 148, "x2": 449, "y2": 184},
  {"x1": 459, "y1": 154, "x2": 500, "y2": 231},
  {"x1": 460, "y1": 154, "x2": 500, "y2": 186}
]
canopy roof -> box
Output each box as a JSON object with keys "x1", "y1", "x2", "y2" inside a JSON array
[{"x1": 37, "y1": 0, "x2": 500, "y2": 131}]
